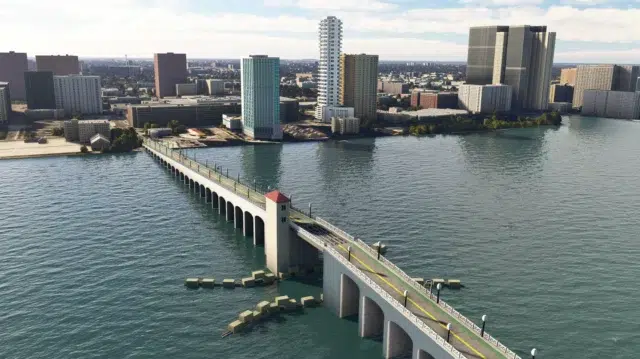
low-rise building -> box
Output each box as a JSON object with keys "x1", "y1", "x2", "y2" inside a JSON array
[
  {"x1": 549, "y1": 84, "x2": 574, "y2": 103},
  {"x1": 582, "y1": 90, "x2": 640, "y2": 119},
  {"x1": 148, "y1": 128, "x2": 172, "y2": 138},
  {"x1": 222, "y1": 114, "x2": 242, "y2": 130},
  {"x1": 90, "y1": 133, "x2": 111, "y2": 151},
  {"x1": 127, "y1": 97, "x2": 241, "y2": 128},
  {"x1": 0, "y1": 82, "x2": 10, "y2": 124},
  {"x1": 317, "y1": 106, "x2": 354, "y2": 123},
  {"x1": 377, "y1": 108, "x2": 469, "y2": 124},
  {"x1": 24, "y1": 108, "x2": 65, "y2": 120},
  {"x1": 73, "y1": 120, "x2": 110, "y2": 143},
  {"x1": 102, "y1": 88, "x2": 121, "y2": 97},
  {"x1": 206, "y1": 79, "x2": 225, "y2": 95},
  {"x1": 458, "y1": 84, "x2": 512, "y2": 114},
  {"x1": 280, "y1": 97, "x2": 300, "y2": 123},
  {"x1": 548, "y1": 102, "x2": 572, "y2": 114},
  {"x1": 331, "y1": 117, "x2": 360, "y2": 135},
  {"x1": 377, "y1": 80, "x2": 408, "y2": 95},
  {"x1": 411, "y1": 91, "x2": 458, "y2": 109},
  {"x1": 176, "y1": 83, "x2": 197, "y2": 96}
]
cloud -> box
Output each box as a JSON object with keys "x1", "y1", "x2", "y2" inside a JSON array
[
  {"x1": 556, "y1": 48, "x2": 640, "y2": 63},
  {"x1": 459, "y1": 0, "x2": 543, "y2": 6},
  {"x1": 264, "y1": 0, "x2": 398, "y2": 11}
]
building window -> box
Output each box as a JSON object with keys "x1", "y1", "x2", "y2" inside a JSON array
[
  {"x1": 281, "y1": 204, "x2": 286, "y2": 211},
  {"x1": 281, "y1": 217, "x2": 287, "y2": 223}
]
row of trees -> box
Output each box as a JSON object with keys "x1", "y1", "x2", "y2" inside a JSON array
[{"x1": 408, "y1": 112, "x2": 563, "y2": 135}]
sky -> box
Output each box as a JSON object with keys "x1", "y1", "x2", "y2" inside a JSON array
[{"x1": 1, "y1": 0, "x2": 640, "y2": 63}]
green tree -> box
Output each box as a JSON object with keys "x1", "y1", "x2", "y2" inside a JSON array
[{"x1": 80, "y1": 145, "x2": 88, "y2": 153}]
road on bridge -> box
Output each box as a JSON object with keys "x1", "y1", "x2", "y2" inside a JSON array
[{"x1": 334, "y1": 243, "x2": 508, "y2": 359}]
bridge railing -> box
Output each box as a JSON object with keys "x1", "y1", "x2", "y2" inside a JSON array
[
  {"x1": 315, "y1": 217, "x2": 356, "y2": 242},
  {"x1": 325, "y1": 245, "x2": 467, "y2": 359},
  {"x1": 291, "y1": 224, "x2": 327, "y2": 249}
]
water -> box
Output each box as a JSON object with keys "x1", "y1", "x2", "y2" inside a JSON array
[{"x1": 1, "y1": 115, "x2": 639, "y2": 359}]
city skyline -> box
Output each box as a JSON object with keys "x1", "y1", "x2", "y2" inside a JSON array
[{"x1": 2, "y1": 0, "x2": 640, "y2": 63}]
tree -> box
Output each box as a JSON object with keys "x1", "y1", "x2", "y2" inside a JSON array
[{"x1": 80, "y1": 145, "x2": 88, "y2": 153}]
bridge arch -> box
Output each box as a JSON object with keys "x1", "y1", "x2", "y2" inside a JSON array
[
  {"x1": 360, "y1": 296, "x2": 384, "y2": 340},
  {"x1": 416, "y1": 350, "x2": 435, "y2": 359},
  {"x1": 219, "y1": 197, "x2": 227, "y2": 216},
  {"x1": 189, "y1": 178, "x2": 195, "y2": 189},
  {"x1": 384, "y1": 321, "x2": 413, "y2": 359},
  {"x1": 200, "y1": 184, "x2": 206, "y2": 198},
  {"x1": 234, "y1": 206, "x2": 243, "y2": 229},
  {"x1": 340, "y1": 273, "x2": 360, "y2": 319},
  {"x1": 254, "y1": 216, "x2": 265, "y2": 246},
  {"x1": 212, "y1": 191, "x2": 219, "y2": 208},
  {"x1": 244, "y1": 212, "x2": 254, "y2": 238},
  {"x1": 226, "y1": 200, "x2": 234, "y2": 222},
  {"x1": 205, "y1": 188, "x2": 212, "y2": 203}
]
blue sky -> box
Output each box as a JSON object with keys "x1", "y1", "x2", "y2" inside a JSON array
[{"x1": 2, "y1": 0, "x2": 639, "y2": 63}]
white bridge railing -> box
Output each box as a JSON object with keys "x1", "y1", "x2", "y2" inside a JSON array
[
  {"x1": 325, "y1": 245, "x2": 468, "y2": 359},
  {"x1": 315, "y1": 216, "x2": 521, "y2": 359}
]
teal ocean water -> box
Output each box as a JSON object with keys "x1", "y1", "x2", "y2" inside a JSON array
[{"x1": 1, "y1": 115, "x2": 639, "y2": 358}]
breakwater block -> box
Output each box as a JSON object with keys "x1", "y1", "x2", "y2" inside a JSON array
[
  {"x1": 256, "y1": 301, "x2": 270, "y2": 314},
  {"x1": 263, "y1": 273, "x2": 276, "y2": 284},
  {"x1": 301, "y1": 296, "x2": 317, "y2": 307},
  {"x1": 239, "y1": 310, "x2": 254, "y2": 323},
  {"x1": 447, "y1": 279, "x2": 461, "y2": 289},
  {"x1": 288, "y1": 265, "x2": 299, "y2": 276},
  {"x1": 269, "y1": 302, "x2": 279, "y2": 313},
  {"x1": 413, "y1": 278, "x2": 425, "y2": 285},
  {"x1": 286, "y1": 299, "x2": 299, "y2": 311},
  {"x1": 275, "y1": 295, "x2": 290, "y2": 306},
  {"x1": 222, "y1": 279, "x2": 235, "y2": 288},
  {"x1": 252, "y1": 310, "x2": 262, "y2": 321},
  {"x1": 185, "y1": 278, "x2": 200, "y2": 289},
  {"x1": 201, "y1": 278, "x2": 215, "y2": 288},
  {"x1": 320, "y1": 293, "x2": 323, "y2": 302},
  {"x1": 242, "y1": 277, "x2": 255, "y2": 288},
  {"x1": 252, "y1": 270, "x2": 265, "y2": 279},
  {"x1": 278, "y1": 272, "x2": 288, "y2": 280},
  {"x1": 228, "y1": 320, "x2": 245, "y2": 333},
  {"x1": 432, "y1": 278, "x2": 445, "y2": 286}
]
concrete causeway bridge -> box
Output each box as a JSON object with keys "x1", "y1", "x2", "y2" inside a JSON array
[{"x1": 143, "y1": 138, "x2": 527, "y2": 359}]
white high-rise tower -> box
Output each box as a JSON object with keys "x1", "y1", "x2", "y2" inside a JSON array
[{"x1": 315, "y1": 16, "x2": 352, "y2": 122}]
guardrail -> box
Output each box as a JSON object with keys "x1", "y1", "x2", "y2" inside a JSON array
[
  {"x1": 291, "y1": 224, "x2": 327, "y2": 249},
  {"x1": 325, "y1": 245, "x2": 468, "y2": 359},
  {"x1": 316, "y1": 217, "x2": 356, "y2": 242}
]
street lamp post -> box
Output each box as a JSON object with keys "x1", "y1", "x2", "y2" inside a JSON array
[
  {"x1": 446, "y1": 323, "x2": 452, "y2": 343},
  {"x1": 377, "y1": 242, "x2": 382, "y2": 260},
  {"x1": 309, "y1": 203, "x2": 312, "y2": 217},
  {"x1": 347, "y1": 246, "x2": 352, "y2": 262},
  {"x1": 481, "y1": 314, "x2": 487, "y2": 337},
  {"x1": 531, "y1": 348, "x2": 537, "y2": 359},
  {"x1": 403, "y1": 290, "x2": 408, "y2": 307},
  {"x1": 254, "y1": 179, "x2": 256, "y2": 191},
  {"x1": 436, "y1": 283, "x2": 442, "y2": 304}
]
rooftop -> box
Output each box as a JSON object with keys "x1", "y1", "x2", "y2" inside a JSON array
[{"x1": 265, "y1": 190, "x2": 289, "y2": 203}]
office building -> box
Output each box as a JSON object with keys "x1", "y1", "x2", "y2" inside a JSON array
[
  {"x1": 206, "y1": 79, "x2": 225, "y2": 95},
  {"x1": 222, "y1": 114, "x2": 242, "y2": 130},
  {"x1": 411, "y1": 91, "x2": 458, "y2": 109},
  {"x1": 24, "y1": 71, "x2": 56, "y2": 109},
  {"x1": 378, "y1": 80, "x2": 408, "y2": 95},
  {"x1": 175, "y1": 83, "x2": 197, "y2": 96},
  {"x1": 0, "y1": 51, "x2": 28, "y2": 100},
  {"x1": 549, "y1": 84, "x2": 574, "y2": 103},
  {"x1": 331, "y1": 117, "x2": 360, "y2": 135},
  {"x1": 340, "y1": 54, "x2": 378, "y2": 121},
  {"x1": 0, "y1": 82, "x2": 10, "y2": 124},
  {"x1": 466, "y1": 25, "x2": 556, "y2": 111},
  {"x1": 582, "y1": 90, "x2": 640, "y2": 119},
  {"x1": 560, "y1": 68, "x2": 577, "y2": 85},
  {"x1": 280, "y1": 97, "x2": 300, "y2": 123},
  {"x1": 53, "y1": 75, "x2": 102, "y2": 116},
  {"x1": 127, "y1": 98, "x2": 241, "y2": 128},
  {"x1": 573, "y1": 65, "x2": 640, "y2": 108},
  {"x1": 78, "y1": 120, "x2": 110, "y2": 143},
  {"x1": 154, "y1": 53, "x2": 187, "y2": 98},
  {"x1": 241, "y1": 55, "x2": 281, "y2": 140},
  {"x1": 458, "y1": 84, "x2": 512, "y2": 113},
  {"x1": 36, "y1": 55, "x2": 80, "y2": 75},
  {"x1": 315, "y1": 16, "x2": 343, "y2": 121},
  {"x1": 548, "y1": 102, "x2": 572, "y2": 114}
]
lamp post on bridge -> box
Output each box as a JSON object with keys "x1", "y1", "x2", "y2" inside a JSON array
[
  {"x1": 481, "y1": 314, "x2": 487, "y2": 337},
  {"x1": 531, "y1": 348, "x2": 537, "y2": 359},
  {"x1": 347, "y1": 246, "x2": 352, "y2": 262},
  {"x1": 254, "y1": 179, "x2": 256, "y2": 191},
  {"x1": 403, "y1": 290, "x2": 408, "y2": 307},
  {"x1": 436, "y1": 283, "x2": 442, "y2": 304},
  {"x1": 377, "y1": 242, "x2": 382, "y2": 260},
  {"x1": 446, "y1": 323, "x2": 452, "y2": 343},
  {"x1": 226, "y1": 168, "x2": 229, "y2": 177},
  {"x1": 309, "y1": 203, "x2": 312, "y2": 217}
]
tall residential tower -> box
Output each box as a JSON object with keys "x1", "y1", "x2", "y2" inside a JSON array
[
  {"x1": 241, "y1": 55, "x2": 282, "y2": 140},
  {"x1": 154, "y1": 52, "x2": 187, "y2": 98},
  {"x1": 340, "y1": 54, "x2": 379, "y2": 121},
  {"x1": 466, "y1": 25, "x2": 556, "y2": 111},
  {"x1": 315, "y1": 16, "x2": 343, "y2": 122},
  {"x1": 572, "y1": 64, "x2": 639, "y2": 108},
  {"x1": 36, "y1": 55, "x2": 80, "y2": 76},
  {"x1": 0, "y1": 51, "x2": 28, "y2": 100}
]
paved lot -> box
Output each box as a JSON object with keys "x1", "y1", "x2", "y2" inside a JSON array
[{"x1": 0, "y1": 138, "x2": 82, "y2": 159}]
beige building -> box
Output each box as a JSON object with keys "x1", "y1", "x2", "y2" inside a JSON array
[
  {"x1": 340, "y1": 54, "x2": 379, "y2": 121},
  {"x1": 582, "y1": 90, "x2": 640, "y2": 119},
  {"x1": 560, "y1": 68, "x2": 577, "y2": 85},
  {"x1": 331, "y1": 116, "x2": 360, "y2": 135},
  {"x1": 458, "y1": 84, "x2": 512, "y2": 113},
  {"x1": 573, "y1": 64, "x2": 639, "y2": 108}
]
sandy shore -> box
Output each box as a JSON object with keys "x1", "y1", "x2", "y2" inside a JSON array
[{"x1": 0, "y1": 138, "x2": 84, "y2": 160}]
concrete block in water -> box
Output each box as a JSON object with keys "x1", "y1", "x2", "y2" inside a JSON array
[
  {"x1": 263, "y1": 273, "x2": 276, "y2": 284},
  {"x1": 185, "y1": 278, "x2": 200, "y2": 289},
  {"x1": 275, "y1": 295, "x2": 290, "y2": 306},
  {"x1": 256, "y1": 301, "x2": 270, "y2": 314},
  {"x1": 254, "y1": 278, "x2": 264, "y2": 286},
  {"x1": 251, "y1": 270, "x2": 265, "y2": 279},
  {"x1": 286, "y1": 299, "x2": 298, "y2": 311},
  {"x1": 228, "y1": 320, "x2": 245, "y2": 333},
  {"x1": 242, "y1": 277, "x2": 255, "y2": 288},
  {"x1": 252, "y1": 310, "x2": 262, "y2": 321},
  {"x1": 278, "y1": 272, "x2": 288, "y2": 280},
  {"x1": 239, "y1": 310, "x2": 254, "y2": 323},
  {"x1": 320, "y1": 293, "x2": 323, "y2": 302},
  {"x1": 432, "y1": 278, "x2": 445, "y2": 286},
  {"x1": 301, "y1": 296, "x2": 316, "y2": 307},
  {"x1": 269, "y1": 302, "x2": 279, "y2": 313},
  {"x1": 288, "y1": 265, "x2": 299, "y2": 276},
  {"x1": 222, "y1": 279, "x2": 236, "y2": 288},
  {"x1": 412, "y1": 277, "x2": 425, "y2": 286},
  {"x1": 447, "y1": 279, "x2": 461, "y2": 289},
  {"x1": 201, "y1": 278, "x2": 215, "y2": 288}
]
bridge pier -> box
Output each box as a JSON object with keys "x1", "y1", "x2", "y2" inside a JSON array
[
  {"x1": 234, "y1": 207, "x2": 243, "y2": 229},
  {"x1": 361, "y1": 295, "x2": 384, "y2": 339},
  {"x1": 384, "y1": 320, "x2": 413, "y2": 359},
  {"x1": 243, "y1": 212, "x2": 254, "y2": 238},
  {"x1": 219, "y1": 197, "x2": 226, "y2": 216},
  {"x1": 226, "y1": 201, "x2": 234, "y2": 222},
  {"x1": 212, "y1": 192, "x2": 218, "y2": 208}
]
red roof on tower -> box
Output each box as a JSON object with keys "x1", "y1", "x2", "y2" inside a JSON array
[{"x1": 265, "y1": 190, "x2": 289, "y2": 203}]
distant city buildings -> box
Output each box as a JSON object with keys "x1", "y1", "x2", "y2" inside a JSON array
[
  {"x1": 154, "y1": 52, "x2": 187, "y2": 98},
  {"x1": 315, "y1": 16, "x2": 344, "y2": 122},
  {"x1": 582, "y1": 90, "x2": 640, "y2": 119},
  {"x1": 206, "y1": 79, "x2": 225, "y2": 95},
  {"x1": 331, "y1": 116, "x2": 360, "y2": 134},
  {"x1": 549, "y1": 84, "x2": 574, "y2": 103},
  {"x1": 36, "y1": 55, "x2": 80, "y2": 76},
  {"x1": 0, "y1": 51, "x2": 28, "y2": 100},
  {"x1": 241, "y1": 55, "x2": 282, "y2": 140},
  {"x1": 53, "y1": 75, "x2": 102, "y2": 116},
  {"x1": 560, "y1": 68, "x2": 577, "y2": 86},
  {"x1": 377, "y1": 80, "x2": 409, "y2": 95},
  {"x1": 127, "y1": 97, "x2": 240, "y2": 128},
  {"x1": 0, "y1": 82, "x2": 10, "y2": 124},
  {"x1": 63, "y1": 119, "x2": 110, "y2": 143},
  {"x1": 340, "y1": 54, "x2": 378, "y2": 121},
  {"x1": 458, "y1": 84, "x2": 512, "y2": 113},
  {"x1": 573, "y1": 65, "x2": 639, "y2": 108},
  {"x1": 466, "y1": 25, "x2": 555, "y2": 111},
  {"x1": 175, "y1": 83, "x2": 197, "y2": 96},
  {"x1": 24, "y1": 71, "x2": 56, "y2": 109},
  {"x1": 410, "y1": 91, "x2": 458, "y2": 109}
]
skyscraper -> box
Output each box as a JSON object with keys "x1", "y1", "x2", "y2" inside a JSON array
[
  {"x1": 241, "y1": 55, "x2": 281, "y2": 140},
  {"x1": 53, "y1": 75, "x2": 102, "y2": 116},
  {"x1": 560, "y1": 68, "x2": 577, "y2": 86},
  {"x1": 315, "y1": 16, "x2": 343, "y2": 122},
  {"x1": 154, "y1": 53, "x2": 187, "y2": 98},
  {"x1": 24, "y1": 71, "x2": 56, "y2": 109},
  {"x1": 36, "y1": 55, "x2": 80, "y2": 75},
  {"x1": 572, "y1": 64, "x2": 640, "y2": 108},
  {"x1": 466, "y1": 25, "x2": 556, "y2": 111},
  {"x1": 340, "y1": 54, "x2": 379, "y2": 121},
  {"x1": 0, "y1": 51, "x2": 28, "y2": 100}
]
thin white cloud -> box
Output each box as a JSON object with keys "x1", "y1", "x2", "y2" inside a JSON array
[
  {"x1": 459, "y1": 0, "x2": 543, "y2": 6},
  {"x1": 264, "y1": 0, "x2": 398, "y2": 11}
]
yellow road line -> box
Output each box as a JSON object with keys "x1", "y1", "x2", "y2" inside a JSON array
[{"x1": 337, "y1": 245, "x2": 486, "y2": 359}]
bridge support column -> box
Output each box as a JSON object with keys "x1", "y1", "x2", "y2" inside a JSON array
[
  {"x1": 264, "y1": 191, "x2": 295, "y2": 275},
  {"x1": 384, "y1": 320, "x2": 412, "y2": 359},
  {"x1": 212, "y1": 193, "x2": 218, "y2": 208},
  {"x1": 413, "y1": 348, "x2": 435, "y2": 359},
  {"x1": 360, "y1": 296, "x2": 384, "y2": 339},
  {"x1": 243, "y1": 212, "x2": 254, "y2": 238}
]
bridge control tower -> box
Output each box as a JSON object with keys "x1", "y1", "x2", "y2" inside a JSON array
[{"x1": 265, "y1": 190, "x2": 292, "y2": 274}]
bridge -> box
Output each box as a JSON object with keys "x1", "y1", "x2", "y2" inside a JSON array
[{"x1": 143, "y1": 138, "x2": 526, "y2": 359}]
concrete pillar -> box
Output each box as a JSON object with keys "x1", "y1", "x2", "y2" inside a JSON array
[
  {"x1": 384, "y1": 320, "x2": 412, "y2": 359},
  {"x1": 243, "y1": 213, "x2": 254, "y2": 238},
  {"x1": 226, "y1": 202, "x2": 234, "y2": 222},
  {"x1": 360, "y1": 296, "x2": 384, "y2": 338},
  {"x1": 413, "y1": 348, "x2": 434, "y2": 359},
  {"x1": 234, "y1": 207, "x2": 243, "y2": 229},
  {"x1": 219, "y1": 198, "x2": 226, "y2": 216},
  {"x1": 254, "y1": 216, "x2": 265, "y2": 246},
  {"x1": 339, "y1": 274, "x2": 360, "y2": 318},
  {"x1": 212, "y1": 193, "x2": 219, "y2": 208}
]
